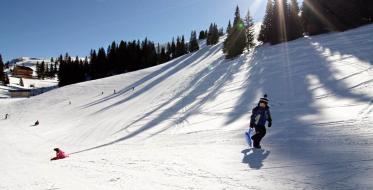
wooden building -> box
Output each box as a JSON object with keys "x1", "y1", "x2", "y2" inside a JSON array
[{"x1": 12, "y1": 66, "x2": 33, "y2": 79}]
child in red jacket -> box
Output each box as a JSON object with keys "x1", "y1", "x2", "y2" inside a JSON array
[{"x1": 50, "y1": 148, "x2": 68, "y2": 161}]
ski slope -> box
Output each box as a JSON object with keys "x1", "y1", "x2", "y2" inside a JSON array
[{"x1": 1, "y1": 24, "x2": 373, "y2": 189}]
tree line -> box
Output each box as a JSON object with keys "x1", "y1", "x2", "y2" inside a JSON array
[
  {"x1": 36, "y1": 58, "x2": 59, "y2": 79},
  {"x1": 259, "y1": 0, "x2": 373, "y2": 44},
  {"x1": 58, "y1": 22, "x2": 228, "y2": 86},
  {"x1": 57, "y1": 25, "x2": 228, "y2": 86},
  {"x1": 0, "y1": 54, "x2": 9, "y2": 85}
]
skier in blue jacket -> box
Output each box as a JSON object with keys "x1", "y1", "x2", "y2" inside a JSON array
[{"x1": 250, "y1": 95, "x2": 272, "y2": 149}]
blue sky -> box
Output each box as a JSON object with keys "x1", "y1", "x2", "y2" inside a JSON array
[{"x1": 0, "y1": 0, "x2": 271, "y2": 61}]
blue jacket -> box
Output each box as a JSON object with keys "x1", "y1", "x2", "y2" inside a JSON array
[{"x1": 250, "y1": 106, "x2": 272, "y2": 127}]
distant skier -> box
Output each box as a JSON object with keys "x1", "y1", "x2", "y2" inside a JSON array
[
  {"x1": 34, "y1": 120, "x2": 39, "y2": 126},
  {"x1": 249, "y1": 94, "x2": 272, "y2": 149},
  {"x1": 50, "y1": 148, "x2": 68, "y2": 161},
  {"x1": 5, "y1": 113, "x2": 8, "y2": 119},
  {"x1": 101, "y1": 91, "x2": 104, "y2": 95},
  {"x1": 132, "y1": 87, "x2": 135, "y2": 91},
  {"x1": 114, "y1": 89, "x2": 116, "y2": 94}
]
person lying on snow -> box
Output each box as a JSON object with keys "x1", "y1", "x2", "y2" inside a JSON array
[
  {"x1": 50, "y1": 148, "x2": 68, "y2": 161},
  {"x1": 249, "y1": 95, "x2": 272, "y2": 149}
]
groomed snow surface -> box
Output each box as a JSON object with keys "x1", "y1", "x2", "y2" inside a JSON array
[{"x1": 1, "y1": 25, "x2": 372, "y2": 190}]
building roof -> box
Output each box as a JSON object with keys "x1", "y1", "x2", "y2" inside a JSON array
[
  {"x1": 14, "y1": 65, "x2": 33, "y2": 71},
  {"x1": 9, "y1": 89, "x2": 31, "y2": 92}
]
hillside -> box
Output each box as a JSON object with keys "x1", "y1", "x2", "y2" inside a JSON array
[
  {"x1": 0, "y1": 24, "x2": 372, "y2": 189},
  {"x1": 7, "y1": 57, "x2": 53, "y2": 74}
]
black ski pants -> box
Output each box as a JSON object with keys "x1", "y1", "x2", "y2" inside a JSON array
[{"x1": 252, "y1": 125, "x2": 266, "y2": 147}]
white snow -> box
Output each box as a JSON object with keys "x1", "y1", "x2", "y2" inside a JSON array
[
  {"x1": 0, "y1": 24, "x2": 372, "y2": 189},
  {"x1": 8, "y1": 76, "x2": 58, "y2": 89}
]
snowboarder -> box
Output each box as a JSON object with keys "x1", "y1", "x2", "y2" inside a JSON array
[
  {"x1": 50, "y1": 148, "x2": 68, "y2": 161},
  {"x1": 114, "y1": 89, "x2": 116, "y2": 94},
  {"x1": 5, "y1": 113, "x2": 8, "y2": 119},
  {"x1": 132, "y1": 87, "x2": 135, "y2": 91},
  {"x1": 249, "y1": 94, "x2": 272, "y2": 149}
]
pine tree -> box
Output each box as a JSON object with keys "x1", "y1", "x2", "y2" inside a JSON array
[
  {"x1": 226, "y1": 20, "x2": 232, "y2": 34},
  {"x1": 171, "y1": 38, "x2": 176, "y2": 58},
  {"x1": 36, "y1": 62, "x2": 41, "y2": 79},
  {"x1": 272, "y1": 0, "x2": 289, "y2": 44},
  {"x1": 207, "y1": 23, "x2": 220, "y2": 45},
  {"x1": 288, "y1": 0, "x2": 303, "y2": 41},
  {"x1": 45, "y1": 64, "x2": 50, "y2": 78},
  {"x1": 175, "y1": 36, "x2": 182, "y2": 57},
  {"x1": 218, "y1": 27, "x2": 224, "y2": 36},
  {"x1": 258, "y1": 0, "x2": 274, "y2": 43},
  {"x1": 107, "y1": 41, "x2": 117, "y2": 75},
  {"x1": 189, "y1": 30, "x2": 199, "y2": 52},
  {"x1": 181, "y1": 35, "x2": 187, "y2": 55},
  {"x1": 166, "y1": 42, "x2": 172, "y2": 59},
  {"x1": 213, "y1": 24, "x2": 220, "y2": 44},
  {"x1": 301, "y1": 0, "x2": 329, "y2": 35},
  {"x1": 49, "y1": 64, "x2": 54, "y2": 78},
  {"x1": 4, "y1": 73, "x2": 9, "y2": 85},
  {"x1": 54, "y1": 61, "x2": 58, "y2": 77},
  {"x1": 199, "y1": 30, "x2": 206, "y2": 39},
  {"x1": 245, "y1": 9, "x2": 255, "y2": 49},
  {"x1": 223, "y1": 6, "x2": 247, "y2": 58},
  {"x1": 207, "y1": 23, "x2": 213, "y2": 45},
  {"x1": 117, "y1": 41, "x2": 127, "y2": 73},
  {"x1": 0, "y1": 54, "x2": 5, "y2": 84},
  {"x1": 159, "y1": 47, "x2": 169, "y2": 64},
  {"x1": 40, "y1": 61, "x2": 45, "y2": 79},
  {"x1": 96, "y1": 47, "x2": 107, "y2": 78},
  {"x1": 19, "y1": 78, "x2": 24, "y2": 87}
]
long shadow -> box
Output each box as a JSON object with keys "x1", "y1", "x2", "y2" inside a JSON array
[
  {"x1": 226, "y1": 35, "x2": 372, "y2": 125},
  {"x1": 241, "y1": 148, "x2": 270, "y2": 169},
  {"x1": 71, "y1": 42, "x2": 243, "y2": 154},
  {"x1": 80, "y1": 42, "x2": 220, "y2": 110},
  {"x1": 308, "y1": 24, "x2": 373, "y2": 66},
  {"x1": 70, "y1": 34, "x2": 372, "y2": 188},
  {"x1": 91, "y1": 43, "x2": 223, "y2": 114},
  {"x1": 304, "y1": 38, "x2": 372, "y2": 102},
  {"x1": 149, "y1": 55, "x2": 248, "y2": 137},
  {"x1": 229, "y1": 38, "x2": 372, "y2": 188},
  {"x1": 80, "y1": 55, "x2": 191, "y2": 109}
]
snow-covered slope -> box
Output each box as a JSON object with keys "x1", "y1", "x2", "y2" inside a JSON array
[{"x1": 0, "y1": 24, "x2": 372, "y2": 189}]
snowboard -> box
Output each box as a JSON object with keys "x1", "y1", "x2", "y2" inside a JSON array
[{"x1": 245, "y1": 128, "x2": 254, "y2": 147}]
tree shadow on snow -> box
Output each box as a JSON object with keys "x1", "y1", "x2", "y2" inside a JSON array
[
  {"x1": 89, "y1": 42, "x2": 224, "y2": 114},
  {"x1": 71, "y1": 34, "x2": 373, "y2": 189},
  {"x1": 71, "y1": 41, "x2": 246, "y2": 154},
  {"x1": 230, "y1": 38, "x2": 372, "y2": 188},
  {"x1": 308, "y1": 25, "x2": 373, "y2": 66}
]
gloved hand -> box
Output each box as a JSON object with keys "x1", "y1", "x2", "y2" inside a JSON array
[{"x1": 268, "y1": 121, "x2": 272, "y2": 128}]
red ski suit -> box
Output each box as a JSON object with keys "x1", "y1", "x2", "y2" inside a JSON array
[{"x1": 51, "y1": 150, "x2": 68, "y2": 160}]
